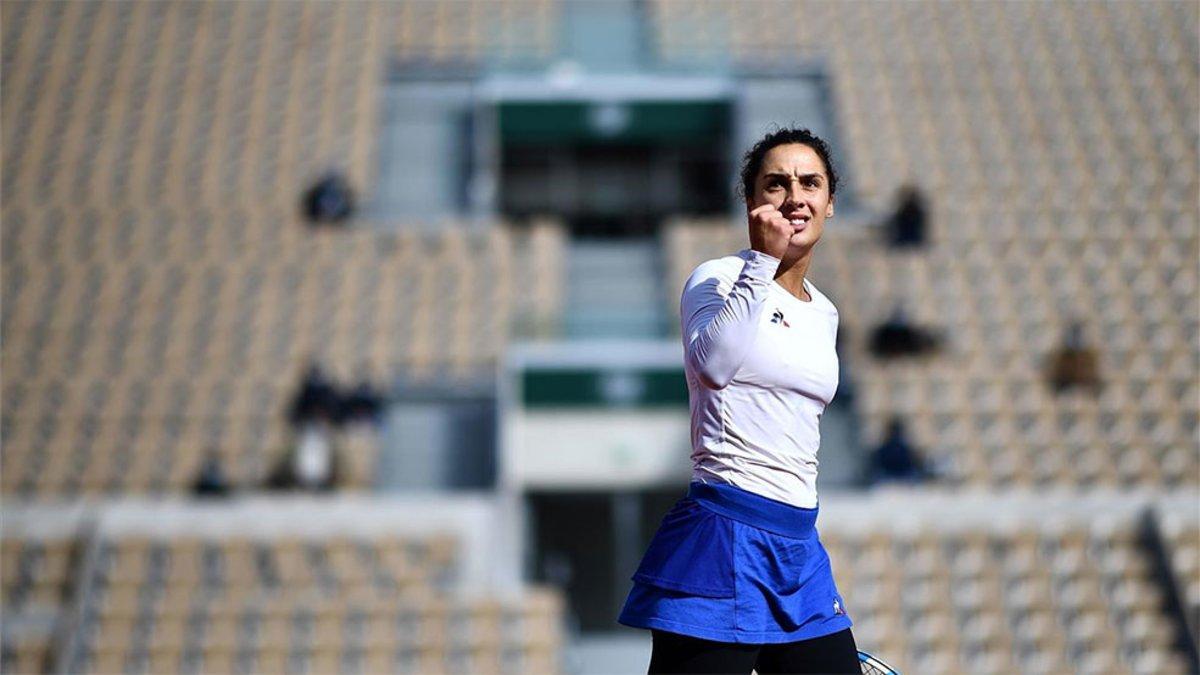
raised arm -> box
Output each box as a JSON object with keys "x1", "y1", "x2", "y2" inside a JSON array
[{"x1": 681, "y1": 250, "x2": 781, "y2": 390}]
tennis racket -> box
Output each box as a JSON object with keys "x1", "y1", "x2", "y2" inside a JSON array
[{"x1": 857, "y1": 650, "x2": 900, "y2": 675}]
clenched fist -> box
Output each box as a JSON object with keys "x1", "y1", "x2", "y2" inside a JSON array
[{"x1": 747, "y1": 203, "x2": 797, "y2": 260}]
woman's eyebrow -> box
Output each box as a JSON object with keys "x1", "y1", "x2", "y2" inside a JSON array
[{"x1": 763, "y1": 172, "x2": 824, "y2": 182}]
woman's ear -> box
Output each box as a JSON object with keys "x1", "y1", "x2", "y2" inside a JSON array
[{"x1": 826, "y1": 197, "x2": 835, "y2": 219}]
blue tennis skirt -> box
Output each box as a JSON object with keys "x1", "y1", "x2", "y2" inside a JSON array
[{"x1": 617, "y1": 480, "x2": 852, "y2": 644}]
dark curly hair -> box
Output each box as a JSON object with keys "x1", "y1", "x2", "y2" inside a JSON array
[{"x1": 738, "y1": 127, "x2": 839, "y2": 204}]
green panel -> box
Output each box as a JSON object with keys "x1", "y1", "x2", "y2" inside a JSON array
[
  {"x1": 522, "y1": 368, "x2": 688, "y2": 408},
  {"x1": 500, "y1": 101, "x2": 729, "y2": 144}
]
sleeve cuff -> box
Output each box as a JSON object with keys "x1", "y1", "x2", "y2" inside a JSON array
[{"x1": 741, "y1": 249, "x2": 782, "y2": 281}]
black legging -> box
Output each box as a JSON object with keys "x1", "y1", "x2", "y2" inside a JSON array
[{"x1": 648, "y1": 628, "x2": 861, "y2": 674}]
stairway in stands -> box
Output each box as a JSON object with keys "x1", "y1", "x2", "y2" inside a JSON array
[{"x1": 564, "y1": 238, "x2": 667, "y2": 339}]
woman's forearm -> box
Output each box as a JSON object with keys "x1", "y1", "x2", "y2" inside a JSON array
[{"x1": 683, "y1": 251, "x2": 780, "y2": 389}]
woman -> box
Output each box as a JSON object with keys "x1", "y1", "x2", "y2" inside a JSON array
[{"x1": 617, "y1": 128, "x2": 860, "y2": 674}]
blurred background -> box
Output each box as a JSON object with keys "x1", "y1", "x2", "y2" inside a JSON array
[{"x1": 1, "y1": 1, "x2": 1197, "y2": 674}]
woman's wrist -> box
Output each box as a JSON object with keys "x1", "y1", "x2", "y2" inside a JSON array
[
  {"x1": 743, "y1": 249, "x2": 782, "y2": 280},
  {"x1": 747, "y1": 248, "x2": 782, "y2": 265}
]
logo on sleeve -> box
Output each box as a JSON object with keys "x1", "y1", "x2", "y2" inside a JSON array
[{"x1": 770, "y1": 309, "x2": 790, "y2": 328}]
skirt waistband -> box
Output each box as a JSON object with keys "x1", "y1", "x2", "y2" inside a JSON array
[{"x1": 687, "y1": 481, "x2": 818, "y2": 539}]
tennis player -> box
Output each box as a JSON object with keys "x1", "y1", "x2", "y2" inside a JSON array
[{"x1": 618, "y1": 127, "x2": 861, "y2": 674}]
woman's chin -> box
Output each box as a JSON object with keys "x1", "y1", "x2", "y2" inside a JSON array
[{"x1": 789, "y1": 231, "x2": 814, "y2": 247}]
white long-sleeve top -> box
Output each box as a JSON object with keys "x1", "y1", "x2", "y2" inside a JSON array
[{"x1": 681, "y1": 248, "x2": 840, "y2": 508}]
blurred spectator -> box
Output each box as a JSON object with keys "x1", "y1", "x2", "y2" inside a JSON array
[
  {"x1": 302, "y1": 171, "x2": 355, "y2": 224},
  {"x1": 867, "y1": 417, "x2": 933, "y2": 485},
  {"x1": 886, "y1": 184, "x2": 928, "y2": 248},
  {"x1": 1046, "y1": 319, "x2": 1101, "y2": 395},
  {"x1": 289, "y1": 363, "x2": 342, "y2": 427},
  {"x1": 542, "y1": 550, "x2": 574, "y2": 588},
  {"x1": 293, "y1": 420, "x2": 339, "y2": 490},
  {"x1": 343, "y1": 375, "x2": 385, "y2": 427},
  {"x1": 868, "y1": 302, "x2": 941, "y2": 359},
  {"x1": 266, "y1": 419, "x2": 341, "y2": 492},
  {"x1": 192, "y1": 450, "x2": 231, "y2": 498}
]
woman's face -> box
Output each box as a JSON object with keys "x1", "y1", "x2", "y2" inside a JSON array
[{"x1": 748, "y1": 143, "x2": 834, "y2": 252}]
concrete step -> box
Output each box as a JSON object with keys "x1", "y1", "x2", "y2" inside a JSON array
[
  {"x1": 564, "y1": 309, "x2": 667, "y2": 339},
  {"x1": 567, "y1": 278, "x2": 662, "y2": 308},
  {"x1": 564, "y1": 633, "x2": 652, "y2": 675},
  {"x1": 564, "y1": 238, "x2": 665, "y2": 338},
  {"x1": 569, "y1": 247, "x2": 658, "y2": 274}
]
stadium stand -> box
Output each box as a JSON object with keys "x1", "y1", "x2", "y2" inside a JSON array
[
  {"x1": 1158, "y1": 499, "x2": 1200, "y2": 652},
  {"x1": 1, "y1": 207, "x2": 563, "y2": 497},
  {"x1": 0, "y1": 535, "x2": 76, "y2": 674},
  {"x1": 2, "y1": 2, "x2": 568, "y2": 670},
  {"x1": 818, "y1": 493, "x2": 1196, "y2": 675},
  {"x1": 665, "y1": 220, "x2": 1198, "y2": 489},
  {"x1": 659, "y1": 0, "x2": 1198, "y2": 490},
  {"x1": 1, "y1": 1, "x2": 1196, "y2": 674},
  {"x1": 1, "y1": 1, "x2": 557, "y2": 211},
  {"x1": 60, "y1": 534, "x2": 561, "y2": 674}
]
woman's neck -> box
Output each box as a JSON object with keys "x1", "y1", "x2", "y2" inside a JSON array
[{"x1": 772, "y1": 248, "x2": 813, "y2": 302}]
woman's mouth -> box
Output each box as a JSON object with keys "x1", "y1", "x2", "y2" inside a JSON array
[{"x1": 790, "y1": 217, "x2": 809, "y2": 230}]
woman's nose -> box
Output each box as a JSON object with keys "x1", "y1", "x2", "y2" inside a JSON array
[{"x1": 786, "y1": 182, "x2": 805, "y2": 205}]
